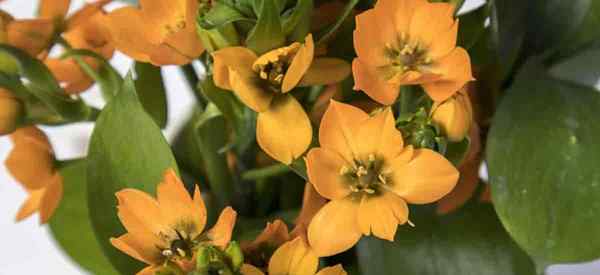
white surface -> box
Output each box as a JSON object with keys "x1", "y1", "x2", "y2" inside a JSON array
[{"x1": 0, "y1": 1, "x2": 599, "y2": 275}]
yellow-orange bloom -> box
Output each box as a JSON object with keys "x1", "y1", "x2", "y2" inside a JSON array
[
  {"x1": 212, "y1": 34, "x2": 350, "y2": 164},
  {"x1": 352, "y1": 0, "x2": 473, "y2": 105},
  {"x1": 110, "y1": 169, "x2": 237, "y2": 275},
  {"x1": 5, "y1": 127, "x2": 63, "y2": 224},
  {"x1": 305, "y1": 101, "x2": 459, "y2": 256},
  {"x1": 240, "y1": 237, "x2": 347, "y2": 275},
  {"x1": 431, "y1": 87, "x2": 473, "y2": 142},
  {"x1": 242, "y1": 219, "x2": 291, "y2": 269},
  {"x1": 105, "y1": 0, "x2": 204, "y2": 65},
  {"x1": 0, "y1": 89, "x2": 23, "y2": 135},
  {"x1": 46, "y1": 4, "x2": 115, "y2": 94},
  {"x1": 4, "y1": 17, "x2": 55, "y2": 57}
]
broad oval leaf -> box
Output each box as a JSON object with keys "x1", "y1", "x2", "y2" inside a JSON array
[
  {"x1": 357, "y1": 204, "x2": 535, "y2": 275},
  {"x1": 134, "y1": 62, "x2": 168, "y2": 128},
  {"x1": 49, "y1": 160, "x2": 119, "y2": 275},
  {"x1": 87, "y1": 75, "x2": 179, "y2": 274},
  {"x1": 487, "y1": 63, "x2": 600, "y2": 265}
]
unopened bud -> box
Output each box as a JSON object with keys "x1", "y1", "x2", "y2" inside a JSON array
[
  {"x1": 0, "y1": 89, "x2": 23, "y2": 135},
  {"x1": 431, "y1": 88, "x2": 473, "y2": 142}
]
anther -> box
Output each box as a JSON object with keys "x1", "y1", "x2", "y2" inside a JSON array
[
  {"x1": 177, "y1": 248, "x2": 187, "y2": 257},
  {"x1": 364, "y1": 188, "x2": 375, "y2": 194},
  {"x1": 162, "y1": 249, "x2": 174, "y2": 257},
  {"x1": 368, "y1": 154, "x2": 376, "y2": 163},
  {"x1": 378, "y1": 174, "x2": 387, "y2": 184},
  {"x1": 407, "y1": 220, "x2": 415, "y2": 227},
  {"x1": 339, "y1": 166, "x2": 350, "y2": 175},
  {"x1": 350, "y1": 185, "x2": 360, "y2": 192},
  {"x1": 356, "y1": 166, "x2": 368, "y2": 177}
]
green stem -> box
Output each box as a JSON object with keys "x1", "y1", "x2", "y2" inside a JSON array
[
  {"x1": 180, "y1": 64, "x2": 207, "y2": 109},
  {"x1": 242, "y1": 164, "x2": 290, "y2": 181}
]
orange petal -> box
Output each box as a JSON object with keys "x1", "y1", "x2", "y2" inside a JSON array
[
  {"x1": 422, "y1": 47, "x2": 473, "y2": 102},
  {"x1": 110, "y1": 233, "x2": 163, "y2": 265},
  {"x1": 427, "y1": 21, "x2": 458, "y2": 60},
  {"x1": 115, "y1": 189, "x2": 166, "y2": 236},
  {"x1": 318, "y1": 100, "x2": 368, "y2": 163},
  {"x1": 7, "y1": 19, "x2": 55, "y2": 56},
  {"x1": 357, "y1": 192, "x2": 407, "y2": 241},
  {"x1": 64, "y1": 12, "x2": 115, "y2": 59},
  {"x1": 240, "y1": 264, "x2": 265, "y2": 275},
  {"x1": 161, "y1": 0, "x2": 204, "y2": 59},
  {"x1": 352, "y1": 58, "x2": 399, "y2": 105},
  {"x1": 136, "y1": 265, "x2": 160, "y2": 275},
  {"x1": 6, "y1": 127, "x2": 55, "y2": 190},
  {"x1": 299, "y1": 58, "x2": 351, "y2": 86},
  {"x1": 409, "y1": 2, "x2": 455, "y2": 48},
  {"x1": 65, "y1": 0, "x2": 111, "y2": 31},
  {"x1": 207, "y1": 207, "x2": 237, "y2": 249},
  {"x1": 139, "y1": 0, "x2": 188, "y2": 44},
  {"x1": 282, "y1": 34, "x2": 314, "y2": 93},
  {"x1": 211, "y1": 47, "x2": 258, "y2": 90},
  {"x1": 431, "y1": 88, "x2": 473, "y2": 142},
  {"x1": 157, "y1": 169, "x2": 207, "y2": 234},
  {"x1": 308, "y1": 199, "x2": 362, "y2": 257},
  {"x1": 294, "y1": 183, "x2": 328, "y2": 233},
  {"x1": 15, "y1": 189, "x2": 45, "y2": 222},
  {"x1": 305, "y1": 148, "x2": 351, "y2": 200},
  {"x1": 353, "y1": 9, "x2": 394, "y2": 67},
  {"x1": 316, "y1": 264, "x2": 348, "y2": 275},
  {"x1": 390, "y1": 149, "x2": 459, "y2": 204},
  {"x1": 45, "y1": 58, "x2": 94, "y2": 94},
  {"x1": 39, "y1": 0, "x2": 71, "y2": 20},
  {"x1": 39, "y1": 173, "x2": 63, "y2": 224},
  {"x1": 268, "y1": 237, "x2": 318, "y2": 275},
  {"x1": 105, "y1": 7, "x2": 154, "y2": 63},
  {"x1": 229, "y1": 66, "x2": 273, "y2": 112},
  {"x1": 389, "y1": 0, "x2": 427, "y2": 35},
  {"x1": 256, "y1": 94, "x2": 312, "y2": 164},
  {"x1": 354, "y1": 108, "x2": 404, "y2": 160},
  {"x1": 248, "y1": 219, "x2": 290, "y2": 252},
  {"x1": 148, "y1": 43, "x2": 193, "y2": 65}
]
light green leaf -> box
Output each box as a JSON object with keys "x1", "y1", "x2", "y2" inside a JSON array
[
  {"x1": 134, "y1": 62, "x2": 168, "y2": 128},
  {"x1": 282, "y1": 0, "x2": 313, "y2": 42},
  {"x1": 487, "y1": 61, "x2": 600, "y2": 266},
  {"x1": 198, "y1": 2, "x2": 254, "y2": 29},
  {"x1": 245, "y1": 0, "x2": 285, "y2": 55},
  {"x1": 49, "y1": 160, "x2": 119, "y2": 275},
  {"x1": 87, "y1": 74, "x2": 179, "y2": 274},
  {"x1": 357, "y1": 204, "x2": 535, "y2": 275}
]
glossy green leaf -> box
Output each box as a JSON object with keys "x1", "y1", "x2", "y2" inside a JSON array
[
  {"x1": 245, "y1": 0, "x2": 285, "y2": 55},
  {"x1": 445, "y1": 137, "x2": 470, "y2": 167},
  {"x1": 61, "y1": 49, "x2": 123, "y2": 101},
  {"x1": 551, "y1": 1, "x2": 600, "y2": 62},
  {"x1": 134, "y1": 62, "x2": 168, "y2": 128},
  {"x1": 282, "y1": 0, "x2": 313, "y2": 42},
  {"x1": 0, "y1": 45, "x2": 91, "y2": 123},
  {"x1": 357, "y1": 204, "x2": 535, "y2": 275},
  {"x1": 49, "y1": 160, "x2": 119, "y2": 275},
  {"x1": 487, "y1": 62, "x2": 600, "y2": 265},
  {"x1": 489, "y1": 0, "x2": 528, "y2": 81},
  {"x1": 87, "y1": 75, "x2": 179, "y2": 274}
]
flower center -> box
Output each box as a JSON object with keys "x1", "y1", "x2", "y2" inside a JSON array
[
  {"x1": 340, "y1": 154, "x2": 390, "y2": 197},
  {"x1": 160, "y1": 229, "x2": 195, "y2": 259},
  {"x1": 256, "y1": 61, "x2": 288, "y2": 87},
  {"x1": 252, "y1": 43, "x2": 301, "y2": 91},
  {"x1": 380, "y1": 34, "x2": 432, "y2": 79}
]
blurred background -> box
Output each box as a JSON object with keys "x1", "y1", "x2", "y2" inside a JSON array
[{"x1": 0, "y1": 0, "x2": 599, "y2": 274}]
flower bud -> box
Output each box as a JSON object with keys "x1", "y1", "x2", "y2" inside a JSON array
[
  {"x1": 431, "y1": 88, "x2": 473, "y2": 142},
  {"x1": 224, "y1": 241, "x2": 244, "y2": 271},
  {"x1": 0, "y1": 89, "x2": 23, "y2": 135}
]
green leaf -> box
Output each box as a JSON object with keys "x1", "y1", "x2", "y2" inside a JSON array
[
  {"x1": 282, "y1": 0, "x2": 313, "y2": 42},
  {"x1": 87, "y1": 74, "x2": 179, "y2": 274},
  {"x1": 445, "y1": 137, "x2": 470, "y2": 166},
  {"x1": 134, "y1": 62, "x2": 168, "y2": 128},
  {"x1": 245, "y1": 0, "x2": 285, "y2": 55},
  {"x1": 457, "y1": 3, "x2": 489, "y2": 50},
  {"x1": 489, "y1": 0, "x2": 528, "y2": 81},
  {"x1": 357, "y1": 204, "x2": 536, "y2": 275},
  {"x1": 0, "y1": 45, "x2": 91, "y2": 123},
  {"x1": 316, "y1": 0, "x2": 359, "y2": 45},
  {"x1": 189, "y1": 104, "x2": 235, "y2": 208},
  {"x1": 487, "y1": 62, "x2": 600, "y2": 265},
  {"x1": 61, "y1": 49, "x2": 123, "y2": 101},
  {"x1": 198, "y1": 2, "x2": 254, "y2": 29},
  {"x1": 49, "y1": 160, "x2": 119, "y2": 275},
  {"x1": 551, "y1": 1, "x2": 600, "y2": 62}
]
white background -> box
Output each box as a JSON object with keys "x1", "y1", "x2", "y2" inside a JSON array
[{"x1": 0, "y1": 0, "x2": 599, "y2": 274}]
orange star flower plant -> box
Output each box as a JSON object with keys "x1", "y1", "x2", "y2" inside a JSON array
[
  {"x1": 5, "y1": 127, "x2": 62, "y2": 224},
  {"x1": 105, "y1": 0, "x2": 204, "y2": 65},
  {"x1": 110, "y1": 169, "x2": 237, "y2": 275},
  {"x1": 305, "y1": 101, "x2": 459, "y2": 256},
  {"x1": 352, "y1": 0, "x2": 473, "y2": 105},
  {"x1": 212, "y1": 34, "x2": 350, "y2": 164},
  {"x1": 240, "y1": 236, "x2": 347, "y2": 275}
]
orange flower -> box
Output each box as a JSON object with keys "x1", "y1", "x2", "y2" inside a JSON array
[
  {"x1": 4, "y1": 16, "x2": 55, "y2": 57},
  {"x1": 293, "y1": 183, "x2": 327, "y2": 236},
  {"x1": 46, "y1": 5, "x2": 115, "y2": 94},
  {"x1": 352, "y1": 0, "x2": 473, "y2": 105},
  {"x1": 0, "y1": 89, "x2": 23, "y2": 135},
  {"x1": 110, "y1": 169, "x2": 237, "y2": 275},
  {"x1": 5, "y1": 127, "x2": 63, "y2": 224},
  {"x1": 242, "y1": 220, "x2": 291, "y2": 269},
  {"x1": 305, "y1": 101, "x2": 459, "y2": 256},
  {"x1": 240, "y1": 237, "x2": 347, "y2": 275},
  {"x1": 105, "y1": 0, "x2": 204, "y2": 65},
  {"x1": 431, "y1": 86, "x2": 473, "y2": 142},
  {"x1": 212, "y1": 34, "x2": 350, "y2": 164}
]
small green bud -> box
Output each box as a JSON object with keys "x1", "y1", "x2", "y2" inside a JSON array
[{"x1": 225, "y1": 241, "x2": 244, "y2": 271}]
